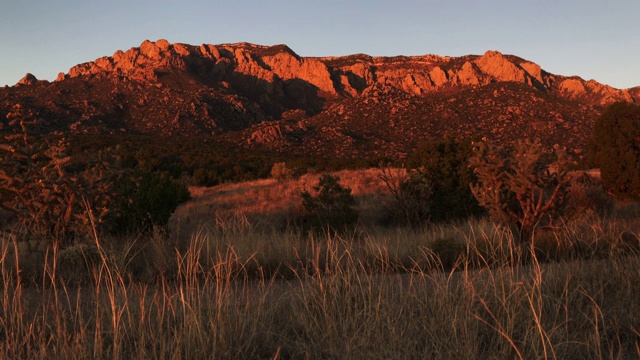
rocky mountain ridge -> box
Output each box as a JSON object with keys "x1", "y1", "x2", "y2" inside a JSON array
[
  {"x1": 54, "y1": 39, "x2": 636, "y2": 105},
  {"x1": 2, "y1": 39, "x2": 638, "y2": 159}
]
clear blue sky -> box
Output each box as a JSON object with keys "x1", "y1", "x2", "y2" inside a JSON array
[{"x1": 2, "y1": 0, "x2": 639, "y2": 89}]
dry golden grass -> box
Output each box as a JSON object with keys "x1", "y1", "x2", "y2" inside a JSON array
[
  {"x1": 2, "y1": 216, "x2": 639, "y2": 359},
  {"x1": 3, "y1": 168, "x2": 639, "y2": 358},
  {"x1": 171, "y1": 168, "x2": 394, "y2": 238}
]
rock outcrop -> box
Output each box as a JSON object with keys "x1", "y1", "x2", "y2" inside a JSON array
[
  {"x1": 248, "y1": 124, "x2": 285, "y2": 144},
  {"x1": 559, "y1": 78, "x2": 633, "y2": 104},
  {"x1": 16, "y1": 73, "x2": 40, "y2": 86},
  {"x1": 475, "y1": 51, "x2": 527, "y2": 83},
  {"x1": 56, "y1": 39, "x2": 637, "y2": 108}
]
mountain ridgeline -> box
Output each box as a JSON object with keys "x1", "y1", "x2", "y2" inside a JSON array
[{"x1": 2, "y1": 39, "x2": 639, "y2": 160}]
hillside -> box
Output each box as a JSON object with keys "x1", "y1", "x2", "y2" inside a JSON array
[{"x1": 2, "y1": 39, "x2": 638, "y2": 159}]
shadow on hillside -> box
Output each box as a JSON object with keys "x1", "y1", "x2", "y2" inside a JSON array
[{"x1": 228, "y1": 73, "x2": 327, "y2": 119}]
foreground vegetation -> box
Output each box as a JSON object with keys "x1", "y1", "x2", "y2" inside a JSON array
[
  {"x1": 1, "y1": 195, "x2": 639, "y2": 359},
  {"x1": 1, "y1": 102, "x2": 639, "y2": 358}
]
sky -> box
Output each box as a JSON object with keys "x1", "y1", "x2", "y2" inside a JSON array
[{"x1": 1, "y1": 0, "x2": 639, "y2": 89}]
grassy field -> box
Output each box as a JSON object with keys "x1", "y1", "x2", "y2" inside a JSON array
[{"x1": 1, "y1": 169, "x2": 639, "y2": 359}]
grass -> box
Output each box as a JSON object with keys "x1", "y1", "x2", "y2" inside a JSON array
[
  {"x1": 1, "y1": 217, "x2": 639, "y2": 359},
  {"x1": 172, "y1": 168, "x2": 393, "y2": 238},
  {"x1": 1, "y1": 169, "x2": 639, "y2": 359}
]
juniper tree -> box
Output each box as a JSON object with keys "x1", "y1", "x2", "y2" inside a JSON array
[
  {"x1": 589, "y1": 102, "x2": 640, "y2": 200},
  {"x1": 407, "y1": 138, "x2": 483, "y2": 222},
  {"x1": 301, "y1": 174, "x2": 358, "y2": 233}
]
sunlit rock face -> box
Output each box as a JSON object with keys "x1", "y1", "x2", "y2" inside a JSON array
[
  {"x1": 61, "y1": 39, "x2": 634, "y2": 106},
  {"x1": 3, "y1": 39, "x2": 639, "y2": 160},
  {"x1": 16, "y1": 73, "x2": 40, "y2": 86}
]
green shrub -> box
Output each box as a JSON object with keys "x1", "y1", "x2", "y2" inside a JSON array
[
  {"x1": 408, "y1": 138, "x2": 484, "y2": 221},
  {"x1": 192, "y1": 167, "x2": 218, "y2": 186},
  {"x1": 301, "y1": 174, "x2": 359, "y2": 233},
  {"x1": 112, "y1": 171, "x2": 191, "y2": 234}
]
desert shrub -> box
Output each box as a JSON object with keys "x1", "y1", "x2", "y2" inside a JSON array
[
  {"x1": 0, "y1": 137, "x2": 79, "y2": 241},
  {"x1": 408, "y1": 138, "x2": 484, "y2": 221},
  {"x1": 589, "y1": 102, "x2": 640, "y2": 200},
  {"x1": 0, "y1": 112, "x2": 189, "y2": 241},
  {"x1": 192, "y1": 167, "x2": 218, "y2": 186},
  {"x1": 270, "y1": 162, "x2": 293, "y2": 180},
  {"x1": 469, "y1": 139, "x2": 572, "y2": 244},
  {"x1": 378, "y1": 167, "x2": 432, "y2": 226},
  {"x1": 111, "y1": 171, "x2": 191, "y2": 234},
  {"x1": 300, "y1": 174, "x2": 358, "y2": 233},
  {"x1": 56, "y1": 243, "x2": 102, "y2": 285},
  {"x1": 0, "y1": 110, "x2": 131, "y2": 243},
  {"x1": 568, "y1": 173, "x2": 615, "y2": 217}
]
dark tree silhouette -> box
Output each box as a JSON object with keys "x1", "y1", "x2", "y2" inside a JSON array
[{"x1": 589, "y1": 102, "x2": 640, "y2": 200}]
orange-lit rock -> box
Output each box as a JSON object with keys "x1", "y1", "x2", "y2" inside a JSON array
[
  {"x1": 56, "y1": 39, "x2": 636, "y2": 108},
  {"x1": 429, "y1": 66, "x2": 448, "y2": 87},
  {"x1": 262, "y1": 50, "x2": 336, "y2": 94},
  {"x1": 559, "y1": 78, "x2": 587, "y2": 97},
  {"x1": 474, "y1": 50, "x2": 526, "y2": 83},
  {"x1": 5, "y1": 39, "x2": 640, "y2": 162},
  {"x1": 451, "y1": 61, "x2": 482, "y2": 85},
  {"x1": 16, "y1": 73, "x2": 38, "y2": 86},
  {"x1": 520, "y1": 61, "x2": 545, "y2": 85},
  {"x1": 585, "y1": 80, "x2": 633, "y2": 104}
]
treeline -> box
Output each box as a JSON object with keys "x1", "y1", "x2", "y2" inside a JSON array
[{"x1": 65, "y1": 134, "x2": 387, "y2": 186}]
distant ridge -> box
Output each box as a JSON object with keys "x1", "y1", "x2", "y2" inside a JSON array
[
  {"x1": 54, "y1": 39, "x2": 636, "y2": 104},
  {"x1": 1, "y1": 39, "x2": 638, "y2": 159}
]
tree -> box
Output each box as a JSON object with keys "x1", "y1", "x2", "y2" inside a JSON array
[
  {"x1": 408, "y1": 138, "x2": 484, "y2": 221},
  {"x1": 301, "y1": 174, "x2": 358, "y2": 233},
  {"x1": 469, "y1": 139, "x2": 572, "y2": 244},
  {"x1": 378, "y1": 166, "x2": 432, "y2": 226},
  {"x1": 589, "y1": 102, "x2": 640, "y2": 200}
]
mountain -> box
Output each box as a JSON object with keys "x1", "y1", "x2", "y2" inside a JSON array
[{"x1": 1, "y1": 39, "x2": 637, "y2": 159}]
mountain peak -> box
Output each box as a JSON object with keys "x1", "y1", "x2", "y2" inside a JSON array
[
  {"x1": 475, "y1": 49, "x2": 530, "y2": 84},
  {"x1": 16, "y1": 73, "x2": 40, "y2": 86}
]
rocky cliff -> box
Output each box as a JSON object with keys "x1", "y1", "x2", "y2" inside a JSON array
[
  {"x1": 60, "y1": 39, "x2": 635, "y2": 107},
  {"x1": 1, "y1": 39, "x2": 638, "y2": 159}
]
